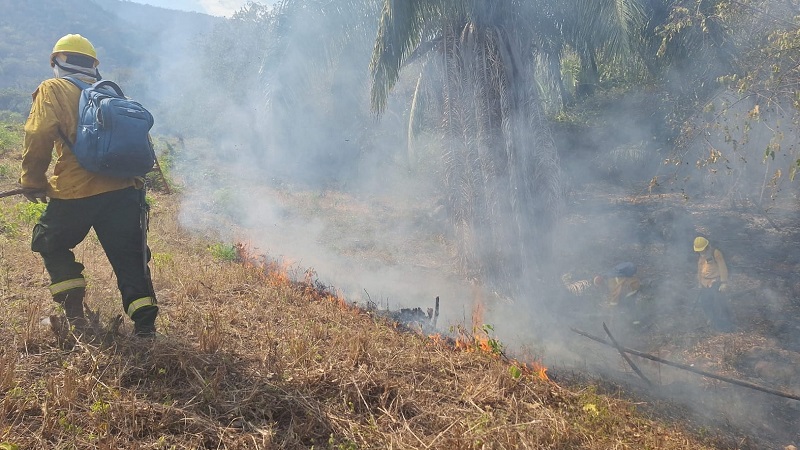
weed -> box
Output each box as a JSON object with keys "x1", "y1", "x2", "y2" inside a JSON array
[
  {"x1": 480, "y1": 323, "x2": 504, "y2": 355},
  {"x1": 207, "y1": 242, "x2": 237, "y2": 262},
  {"x1": 328, "y1": 434, "x2": 358, "y2": 450},
  {"x1": 0, "y1": 121, "x2": 23, "y2": 155},
  {"x1": 145, "y1": 193, "x2": 157, "y2": 209},
  {"x1": 14, "y1": 202, "x2": 46, "y2": 224},
  {"x1": 152, "y1": 252, "x2": 174, "y2": 268}
]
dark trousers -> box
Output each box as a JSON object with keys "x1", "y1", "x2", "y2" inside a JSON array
[
  {"x1": 698, "y1": 281, "x2": 734, "y2": 332},
  {"x1": 31, "y1": 187, "x2": 157, "y2": 323}
]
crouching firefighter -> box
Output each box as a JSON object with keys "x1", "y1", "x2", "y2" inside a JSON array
[
  {"x1": 20, "y1": 34, "x2": 158, "y2": 337},
  {"x1": 593, "y1": 262, "x2": 640, "y2": 307}
]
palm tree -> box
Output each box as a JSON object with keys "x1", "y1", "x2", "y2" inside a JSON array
[
  {"x1": 369, "y1": 0, "x2": 654, "y2": 293},
  {"x1": 558, "y1": 0, "x2": 648, "y2": 97},
  {"x1": 370, "y1": 1, "x2": 566, "y2": 293}
]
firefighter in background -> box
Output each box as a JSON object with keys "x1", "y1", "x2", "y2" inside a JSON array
[
  {"x1": 593, "y1": 262, "x2": 640, "y2": 306},
  {"x1": 694, "y1": 236, "x2": 734, "y2": 332}
]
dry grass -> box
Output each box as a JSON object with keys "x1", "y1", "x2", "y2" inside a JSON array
[
  {"x1": 0, "y1": 143, "x2": 722, "y2": 449},
  {"x1": 0, "y1": 194, "x2": 724, "y2": 450}
]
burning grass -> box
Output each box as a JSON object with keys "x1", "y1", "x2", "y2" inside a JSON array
[{"x1": 0, "y1": 191, "x2": 726, "y2": 449}]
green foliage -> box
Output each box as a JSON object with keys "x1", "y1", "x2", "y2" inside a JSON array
[
  {"x1": 480, "y1": 324, "x2": 504, "y2": 355},
  {"x1": 664, "y1": 0, "x2": 800, "y2": 201},
  {"x1": 0, "y1": 121, "x2": 23, "y2": 155},
  {"x1": 327, "y1": 434, "x2": 358, "y2": 450},
  {"x1": 14, "y1": 202, "x2": 46, "y2": 224},
  {"x1": 207, "y1": 243, "x2": 238, "y2": 262},
  {"x1": 152, "y1": 252, "x2": 175, "y2": 268}
]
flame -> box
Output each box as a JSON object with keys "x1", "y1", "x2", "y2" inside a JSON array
[
  {"x1": 235, "y1": 241, "x2": 552, "y2": 381},
  {"x1": 531, "y1": 362, "x2": 549, "y2": 381}
]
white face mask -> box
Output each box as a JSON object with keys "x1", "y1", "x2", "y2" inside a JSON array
[{"x1": 51, "y1": 54, "x2": 99, "y2": 80}]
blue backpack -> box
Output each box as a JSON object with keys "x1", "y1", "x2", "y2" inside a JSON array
[{"x1": 58, "y1": 76, "x2": 155, "y2": 178}]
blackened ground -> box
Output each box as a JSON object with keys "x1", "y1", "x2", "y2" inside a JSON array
[{"x1": 541, "y1": 181, "x2": 800, "y2": 449}]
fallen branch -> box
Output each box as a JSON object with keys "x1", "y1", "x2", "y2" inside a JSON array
[
  {"x1": 571, "y1": 327, "x2": 800, "y2": 402},
  {"x1": 603, "y1": 323, "x2": 651, "y2": 386}
]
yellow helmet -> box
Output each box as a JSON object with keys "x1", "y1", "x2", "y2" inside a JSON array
[
  {"x1": 693, "y1": 236, "x2": 709, "y2": 252},
  {"x1": 50, "y1": 34, "x2": 99, "y2": 66}
]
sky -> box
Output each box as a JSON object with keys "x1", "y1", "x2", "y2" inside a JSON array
[{"x1": 126, "y1": 0, "x2": 276, "y2": 17}]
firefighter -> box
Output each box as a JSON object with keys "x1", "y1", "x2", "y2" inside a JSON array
[
  {"x1": 19, "y1": 34, "x2": 158, "y2": 337},
  {"x1": 593, "y1": 262, "x2": 640, "y2": 307},
  {"x1": 693, "y1": 236, "x2": 734, "y2": 332}
]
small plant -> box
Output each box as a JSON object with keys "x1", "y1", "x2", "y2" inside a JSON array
[
  {"x1": 207, "y1": 243, "x2": 238, "y2": 262},
  {"x1": 15, "y1": 202, "x2": 47, "y2": 224},
  {"x1": 0, "y1": 121, "x2": 23, "y2": 155},
  {"x1": 480, "y1": 323, "x2": 503, "y2": 355},
  {"x1": 145, "y1": 193, "x2": 157, "y2": 209},
  {"x1": 152, "y1": 252, "x2": 174, "y2": 268},
  {"x1": 0, "y1": 164, "x2": 12, "y2": 179}
]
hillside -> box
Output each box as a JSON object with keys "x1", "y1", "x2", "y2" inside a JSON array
[
  {"x1": 0, "y1": 123, "x2": 728, "y2": 449},
  {"x1": 0, "y1": 0, "x2": 219, "y2": 113}
]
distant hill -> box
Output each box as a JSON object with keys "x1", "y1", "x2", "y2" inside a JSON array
[{"x1": 0, "y1": 0, "x2": 221, "y2": 112}]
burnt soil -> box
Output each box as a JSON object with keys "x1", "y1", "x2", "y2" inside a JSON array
[{"x1": 543, "y1": 182, "x2": 800, "y2": 449}]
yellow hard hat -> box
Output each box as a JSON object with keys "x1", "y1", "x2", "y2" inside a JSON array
[
  {"x1": 50, "y1": 34, "x2": 99, "y2": 66},
  {"x1": 693, "y1": 236, "x2": 709, "y2": 252}
]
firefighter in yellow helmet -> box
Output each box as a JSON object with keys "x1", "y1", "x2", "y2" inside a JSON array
[
  {"x1": 693, "y1": 236, "x2": 734, "y2": 332},
  {"x1": 19, "y1": 34, "x2": 158, "y2": 337}
]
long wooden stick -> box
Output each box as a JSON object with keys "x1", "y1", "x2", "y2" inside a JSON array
[
  {"x1": 0, "y1": 188, "x2": 26, "y2": 199},
  {"x1": 571, "y1": 327, "x2": 800, "y2": 402},
  {"x1": 603, "y1": 323, "x2": 651, "y2": 385}
]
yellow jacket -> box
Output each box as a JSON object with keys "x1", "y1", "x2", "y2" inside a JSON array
[
  {"x1": 607, "y1": 276, "x2": 640, "y2": 305},
  {"x1": 21, "y1": 77, "x2": 139, "y2": 199},
  {"x1": 697, "y1": 248, "x2": 728, "y2": 288}
]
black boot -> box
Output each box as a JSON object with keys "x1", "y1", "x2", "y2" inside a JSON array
[
  {"x1": 132, "y1": 305, "x2": 158, "y2": 338},
  {"x1": 53, "y1": 287, "x2": 87, "y2": 329}
]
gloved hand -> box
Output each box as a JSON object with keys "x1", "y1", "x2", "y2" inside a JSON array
[
  {"x1": 22, "y1": 188, "x2": 48, "y2": 204},
  {"x1": 718, "y1": 283, "x2": 728, "y2": 293}
]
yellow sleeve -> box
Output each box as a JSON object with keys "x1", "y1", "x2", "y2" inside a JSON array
[
  {"x1": 608, "y1": 278, "x2": 623, "y2": 304},
  {"x1": 21, "y1": 85, "x2": 59, "y2": 190},
  {"x1": 715, "y1": 249, "x2": 729, "y2": 283},
  {"x1": 629, "y1": 277, "x2": 640, "y2": 293}
]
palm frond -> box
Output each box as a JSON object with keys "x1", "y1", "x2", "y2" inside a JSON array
[{"x1": 370, "y1": 0, "x2": 471, "y2": 113}]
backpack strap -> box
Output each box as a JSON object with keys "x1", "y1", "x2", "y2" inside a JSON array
[
  {"x1": 57, "y1": 76, "x2": 92, "y2": 150},
  {"x1": 92, "y1": 80, "x2": 126, "y2": 97},
  {"x1": 62, "y1": 76, "x2": 91, "y2": 90}
]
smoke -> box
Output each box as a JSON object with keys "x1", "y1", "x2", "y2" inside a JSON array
[
  {"x1": 197, "y1": 0, "x2": 253, "y2": 16},
  {"x1": 100, "y1": 0, "x2": 800, "y2": 447}
]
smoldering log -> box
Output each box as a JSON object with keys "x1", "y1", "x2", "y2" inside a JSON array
[{"x1": 571, "y1": 327, "x2": 800, "y2": 402}]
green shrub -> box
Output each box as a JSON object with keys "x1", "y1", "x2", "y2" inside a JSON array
[
  {"x1": 207, "y1": 243, "x2": 238, "y2": 262},
  {"x1": 15, "y1": 202, "x2": 46, "y2": 224}
]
